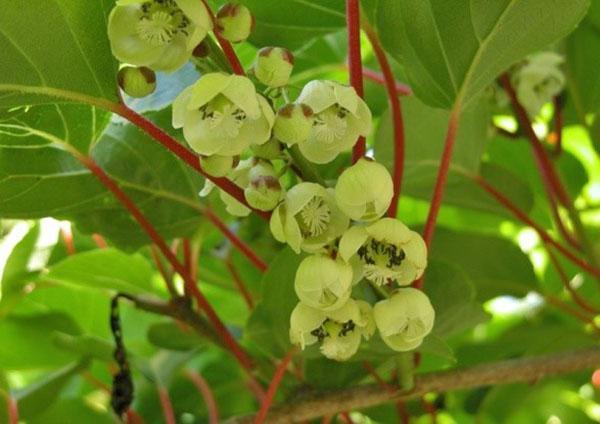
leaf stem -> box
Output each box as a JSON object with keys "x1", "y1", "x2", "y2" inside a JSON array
[
  {"x1": 226, "y1": 255, "x2": 255, "y2": 309},
  {"x1": 185, "y1": 370, "x2": 220, "y2": 424},
  {"x1": 71, "y1": 152, "x2": 263, "y2": 396},
  {"x1": 346, "y1": 0, "x2": 366, "y2": 163},
  {"x1": 157, "y1": 386, "x2": 176, "y2": 424},
  {"x1": 362, "y1": 68, "x2": 412, "y2": 96},
  {"x1": 254, "y1": 348, "x2": 297, "y2": 424},
  {"x1": 364, "y1": 26, "x2": 406, "y2": 217}
]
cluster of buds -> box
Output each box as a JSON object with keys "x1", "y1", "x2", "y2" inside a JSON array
[{"x1": 107, "y1": 1, "x2": 435, "y2": 363}]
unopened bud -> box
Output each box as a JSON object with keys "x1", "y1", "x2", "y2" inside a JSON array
[
  {"x1": 117, "y1": 66, "x2": 156, "y2": 98},
  {"x1": 216, "y1": 3, "x2": 254, "y2": 43},
  {"x1": 273, "y1": 103, "x2": 314, "y2": 145},
  {"x1": 244, "y1": 161, "x2": 282, "y2": 211},
  {"x1": 254, "y1": 47, "x2": 294, "y2": 87}
]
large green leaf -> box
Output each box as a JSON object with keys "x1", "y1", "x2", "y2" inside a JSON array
[
  {"x1": 0, "y1": 223, "x2": 39, "y2": 300},
  {"x1": 240, "y1": 0, "x2": 345, "y2": 49},
  {"x1": 375, "y1": 96, "x2": 534, "y2": 216},
  {"x1": 377, "y1": 0, "x2": 590, "y2": 109},
  {"x1": 46, "y1": 248, "x2": 157, "y2": 294},
  {"x1": 0, "y1": 0, "x2": 117, "y2": 107}
]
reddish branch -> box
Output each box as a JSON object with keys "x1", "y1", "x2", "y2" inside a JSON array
[
  {"x1": 92, "y1": 233, "x2": 108, "y2": 248},
  {"x1": 226, "y1": 256, "x2": 255, "y2": 309},
  {"x1": 203, "y1": 208, "x2": 268, "y2": 272},
  {"x1": 550, "y1": 95, "x2": 564, "y2": 155},
  {"x1": 254, "y1": 349, "x2": 296, "y2": 424},
  {"x1": 113, "y1": 105, "x2": 269, "y2": 220},
  {"x1": 200, "y1": 0, "x2": 245, "y2": 75},
  {"x1": 474, "y1": 175, "x2": 600, "y2": 278},
  {"x1": 158, "y1": 387, "x2": 176, "y2": 424},
  {"x1": 346, "y1": 0, "x2": 366, "y2": 162},
  {"x1": 60, "y1": 225, "x2": 76, "y2": 255},
  {"x1": 362, "y1": 68, "x2": 412, "y2": 96},
  {"x1": 6, "y1": 396, "x2": 18, "y2": 424},
  {"x1": 364, "y1": 28, "x2": 406, "y2": 217},
  {"x1": 185, "y1": 370, "x2": 220, "y2": 424},
  {"x1": 73, "y1": 153, "x2": 264, "y2": 397},
  {"x1": 151, "y1": 245, "x2": 177, "y2": 297}
]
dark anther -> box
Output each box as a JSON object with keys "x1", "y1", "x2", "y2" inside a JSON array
[{"x1": 339, "y1": 320, "x2": 355, "y2": 336}]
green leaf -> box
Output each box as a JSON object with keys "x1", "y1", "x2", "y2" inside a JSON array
[
  {"x1": 15, "y1": 360, "x2": 89, "y2": 420},
  {"x1": 430, "y1": 228, "x2": 538, "y2": 301},
  {"x1": 0, "y1": 313, "x2": 81, "y2": 369},
  {"x1": 304, "y1": 358, "x2": 367, "y2": 390},
  {"x1": 0, "y1": 223, "x2": 39, "y2": 300},
  {"x1": 52, "y1": 332, "x2": 114, "y2": 362},
  {"x1": 0, "y1": 0, "x2": 117, "y2": 107},
  {"x1": 377, "y1": 0, "x2": 590, "y2": 109},
  {"x1": 147, "y1": 320, "x2": 206, "y2": 351},
  {"x1": 245, "y1": 248, "x2": 302, "y2": 358},
  {"x1": 375, "y1": 96, "x2": 534, "y2": 216},
  {"x1": 240, "y1": 0, "x2": 345, "y2": 49},
  {"x1": 424, "y1": 261, "x2": 489, "y2": 339},
  {"x1": 28, "y1": 399, "x2": 114, "y2": 424},
  {"x1": 46, "y1": 248, "x2": 157, "y2": 294}
]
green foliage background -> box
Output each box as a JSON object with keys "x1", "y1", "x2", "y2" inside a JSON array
[{"x1": 0, "y1": 0, "x2": 599, "y2": 422}]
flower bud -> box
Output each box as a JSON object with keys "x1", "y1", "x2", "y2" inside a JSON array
[
  {"x1": 294, "y1": 255, "x2": 352, "y2": 311},
  {"x1": 335, "y1": 158, "x2": 393, "y2": 222},
  {"x1": 117, "y1": 66, "x2": 156, "y2": 98},
  {"x1": 199, "y1": 159, "x2": 252, "y2": 217},
  {"x1": 373, "y1": 288, "x2": 435, "y2": 352},
  {"x1": 273, "y1": 103, "x2": 314, "y2": 145},
  {"x1": 200, "y1": 155, "x2": 236, "y2": 178},
  {"x1": 216, "y1": 3, "x2": 254, "y2": 43},
  {"x1": 339, "y1": 218, "x2": 427, "y2": 287},
  {"x1": 254, "y1": 47, "x2": 294, "y2": 88},
  {"x1": 244, "y1": 161, "x2": 282, "y2": 211},
  {"x1": 251, "y1": 137, "x2": 282, "y2": 160}
]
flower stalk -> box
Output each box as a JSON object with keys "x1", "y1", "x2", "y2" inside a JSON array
[{"x1": 346, "y1": 0, "x2": 366, "y2": 162}]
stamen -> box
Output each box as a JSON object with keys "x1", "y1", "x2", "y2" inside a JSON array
[
  {"x1": 313, "y1": 106, "x2": 347, "y2": 144},
  {"x1": 299, "y1": 196, "x2": 331, "y2": 237},
  {"x1": 137, "y1": 0, "x2": 189, "y2": 46},
  {"x1": 359, "y1": 238, "x2": 406, "y2": 285}
]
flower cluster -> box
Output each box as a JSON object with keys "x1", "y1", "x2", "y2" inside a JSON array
[{"x1": 107, "y1": 0, "x2": 435, "y2": 362}]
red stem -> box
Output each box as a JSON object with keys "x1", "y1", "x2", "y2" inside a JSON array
[
  {"x1": 185, "y1": 370, "x2": 220, "y2": 424},
  {"x1": 200, "y1": 0, "x2": 245, "y2": 75},
  {"x1": 420, "y1": 398, "x2": 438, "y2": 422},
  {"x1": 362, "y1": 68, "x2": 412, "y2": 96},
  {"x1": 158, "y1": 387, "x2": 176, "y2": 424},
  {"x1": 74, "y1": 153, "x2": 263, "y2": 395},
  {"x1": 474, "y1": 175, "x2": 600, "y2": 278},
  {"x1": 226, "y1": 256, "x2": 255, "y2": 309},
  {"x1": 113, "y1": 104, "x2": 269, "y2": 220},
  {"x1": 6, "y1": 396, "x2": 18, "y2": 424},
  {"x1": 339, "y1": 412, "x2": 354, "y2": 423},
  {"x1": 550, "y1": 95, "x2": 564, "y2": 155},
  {"x1": 545, "y1": 244, "x2": 600, "y2": 315},
  {"x1": 346, "y1": 0, "x2": 366, "y2": 163},
  {"x1": 365, "y1": 29, "x2": 406, "y2": 216},
  {"x1": 60, "y1": 225, "x2": 76, "y2": 255},
  {"x1": 126, "y1": 410, "x2": 146, "y2": 424},
  {"x1": 92, "y1": 233, "x2": 107, "y2": 249},
  {"x1": 363, "y1": 362, "x2": 409, "y2": 423},
  {"x1": 203, "y1": 207, "x2": 268, "y2": 272},
  {"x1": 254, "y1": 349, "x2": 296, "y2": 424},
  {"x1": 414, "y1": 107, "x2": 461, "y2": 290}
]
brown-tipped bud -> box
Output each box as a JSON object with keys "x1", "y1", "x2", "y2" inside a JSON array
[
  {"x1": 215, "y1": 3, "x2": 254, "y2": 43},
  {"x1": 117, "y1": 66, "x2": 156, "y2": 98},
  {"x1": 254, "y1": 47, "x2": 294, "y2": 87},
  {"x1": 273, "y1": 103, "x2": 314, "y2": 145},
  {"x1": 244, "y1": 161, "x2": 282, "y2": 211}
]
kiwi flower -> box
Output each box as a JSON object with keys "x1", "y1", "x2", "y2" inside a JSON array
[
  {"x1": 339, "y1": 218, "x2": 427, "y2": 286},
  {"x1": 172, "y1": 73, "x2": 275, "y2": 156},
  {"x1": 514, "y1": 52, "x2": 565, "y2": 117},
  {"x1": 108, "y1": 0, "x2": 212, "y2": 72},
  {"x1": 373, "y1": 288, "x2": 435, "y2": 352}
]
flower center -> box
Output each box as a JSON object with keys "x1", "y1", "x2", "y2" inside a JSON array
[
  {"x1": 358, "y1": 238, "x2": 405, "y2": 286},
  {"x1": 400, "y1": 319, "x2": 427, "y2": 341},
  {"x1": 199, "y1": 95, "x2": 247, "y2": 138},
  {"x1": 313, "y1": 106, "x2": 348, "y2": 144},
  {"x1": 297, "y1": 196, "x2": 331, "y2": 237},
  {"x1": 310, "y1": 319, "x2": 355, "y2": 342},
  {"x1": 137, "y1": 0, "x2": 190, "y2": 46}
]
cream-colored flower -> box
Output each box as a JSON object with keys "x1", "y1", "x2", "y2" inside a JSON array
[
  {"x1": 172, "y1": 73, "x2": 275, "y2": 156},
  {"x1": 199, "y1": 159, "x2": 252, "y2": 217},
  {"x1": 253, "y1": 47, "x2": 294, "y2": 88},
  {"x1": 294, "y1": 80, "x2": 372, "y2": 164},
  {"x1": 289, "y1": 299, "x2": 374, "y2": 361},
  {"x1": 514, "y1": 52, "x2": 564, "y2": 117},
  {"x1": 270, "y1": 183, "x2": 349, "y2": 253},
  {"x1": 339, "y1": 218, "x2": 427, "y2": 286},
  {"x1": 335, "y1": 158, "x2": 393, "y2": 222},
  {"x1": 373, "y1": 288, "x2": 435, "y2": 352},
  {"x1": 108, "y1": 0, "x2": 212, "y2": 72},
  {"x1": 294, "y1": 255, "x2": 352, "y2": 312}
]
